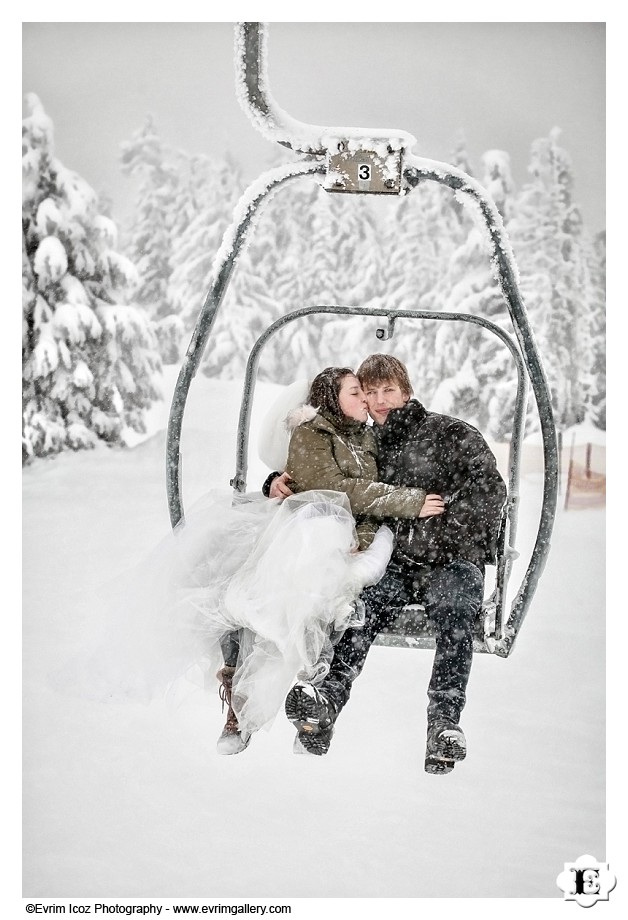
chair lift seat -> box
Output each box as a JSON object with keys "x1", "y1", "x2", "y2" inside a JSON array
[{"x1": 373, "y1": 601, "x2": 496, "y2": 653}]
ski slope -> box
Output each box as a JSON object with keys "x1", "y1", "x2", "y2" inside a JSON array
[{"x1": 21, "y1": 368, "x2": 610, "y2": 913}]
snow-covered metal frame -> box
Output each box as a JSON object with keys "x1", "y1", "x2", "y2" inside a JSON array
[{"x1": 166, "y1": 21, "x2": 559, "y2": 658}]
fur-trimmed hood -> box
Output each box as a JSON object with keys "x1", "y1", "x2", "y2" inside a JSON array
[
  {"x1": 285, "y1": 404, "x2": 368, "y2": 439},
  {"x1": 285, "y1": 403, "x2": 318, "y2": 433}
]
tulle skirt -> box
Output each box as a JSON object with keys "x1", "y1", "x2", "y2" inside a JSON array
[{"x1": 51, "y1": 489, "x2": 393, "y2": 737}]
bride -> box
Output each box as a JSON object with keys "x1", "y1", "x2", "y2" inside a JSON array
[
  {"x1": 208, "y1": 366, "x2": 443, "y2": 752},
  {"x1": 53, "y1": 367, "x2": 443, "y2": 754}
]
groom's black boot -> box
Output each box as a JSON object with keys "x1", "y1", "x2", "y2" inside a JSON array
[{"x1": 285, "y1": 682, "x2": 339, "y2": 755}]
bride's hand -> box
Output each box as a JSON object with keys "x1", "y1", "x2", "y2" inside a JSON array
[{"x1": 269, "y1": 472, "x2": 294, "y2": 500}]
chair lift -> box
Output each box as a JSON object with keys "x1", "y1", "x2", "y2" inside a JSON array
[{"x1": 166, "y1": 22, "x2": 559, "y2": 660}]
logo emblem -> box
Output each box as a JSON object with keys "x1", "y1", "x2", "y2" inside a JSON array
[{"x1": 556, "y1": 854, "x2": 616, "y2": 907}]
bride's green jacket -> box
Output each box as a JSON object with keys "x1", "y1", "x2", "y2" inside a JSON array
[{"x1": 285, "y1": 405, "x2": 426, "y2": 550}]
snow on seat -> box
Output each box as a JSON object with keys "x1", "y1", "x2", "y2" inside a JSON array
[{"x1": 374, "y1": 602, "x2": 497, "y2": 653}]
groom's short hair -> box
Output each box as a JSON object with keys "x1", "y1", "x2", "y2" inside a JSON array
[{"x1": 356, "y1": 354, "x2": 413, "y2": 399}]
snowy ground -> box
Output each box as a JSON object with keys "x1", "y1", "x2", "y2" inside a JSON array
[{"x1": 21, "y1": 368, "x2": 613, "y2": 915}]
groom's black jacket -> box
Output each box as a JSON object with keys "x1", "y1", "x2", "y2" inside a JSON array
[{"x1": 375, "y1": 400, "x2": 507, "y2": 570}]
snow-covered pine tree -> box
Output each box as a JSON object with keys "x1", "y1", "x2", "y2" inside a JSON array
[
  {"x1": 268, "y1": 178, "x2": 332, "y2": 380},
  {"x1": 510, "y1": 129, "x2": 590, "y2": 433},
  {"x1": 379, "y1": 153, "x2": 470, "y2": 399},
  {"x1": 313, "y1": 190, "x2": 387, "y2": 372},
  {"x1": 584, "y1": 230, "x2": 606, "y2": 429},
  {"x1": 22, "y1": 94, "x2": 162, "y2": 463},
  {"x1": 448, "y1": 130, "x2": 476, "y2": 225},
  {"x1": 425, "y1": 150, "x2": 516, "y2": 436},
  {"x1": 386, "y1": 135, "x2": 473, "y2": 406},
  {"x1": 332, "y1": 193, "x2": 381, "y2": 302},
  {"x1": 199, "y1": 150, "x2": 296, "y2": 380},
  {"x1": 120, "y1": 116, "x2": 183, "y2": 362},
  {"x1": 168, "y1": 151, "x2": 244, "y2": 357}
]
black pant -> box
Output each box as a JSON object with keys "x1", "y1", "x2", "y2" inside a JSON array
[
  {"x1": 320, "y1": 559, "x2": 484, "y2": 725},
  {"x1": 220, "y1": 631, "x2": 241, "y2": 669}
]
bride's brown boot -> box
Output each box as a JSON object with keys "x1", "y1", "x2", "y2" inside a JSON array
[{"x1": 216, "y1": 666, "x2": 251, "y2": 755}]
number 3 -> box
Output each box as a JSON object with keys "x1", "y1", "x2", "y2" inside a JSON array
[{"x1": 358, "y1": 164, "x2": 371, "y2": 181}]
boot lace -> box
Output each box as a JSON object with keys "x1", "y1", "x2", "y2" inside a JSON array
[{"x1": 216, "y1": 667, "x2": 239, "y2": 734}]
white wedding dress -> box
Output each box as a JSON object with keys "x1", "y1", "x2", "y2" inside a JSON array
[{"x1": 52, "y1": 487, "x2": 393, "y2": 738}]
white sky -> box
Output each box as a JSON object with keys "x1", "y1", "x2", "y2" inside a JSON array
[{"x1": 21, "y1": 19, "x2": 606, "y2": 232}]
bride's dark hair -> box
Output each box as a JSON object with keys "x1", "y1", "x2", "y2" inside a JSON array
[{"x1": 308, "y1": 367, "x2": 356, "y2": 423}]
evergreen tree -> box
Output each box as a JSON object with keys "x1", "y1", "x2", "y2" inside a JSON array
[
  {"x1": 511, "y1": 129, "x2": 590, "y2": 433},
  {"x1": 390, "y1": 136, "x2": 476, "y2": 407},
  {"x1": 201, "y1": 153, "x2": 295, "y2": 380},
  {"x1": 584, "y1": 230, "x2": 606, "y2": 429},
  {"x1": 169, "y1": 151, "x2": 244, "y2": 341},
  {"x1": 382, "y1": 172, "x2": 469, "y2": 400},
  {"x1": 425, "y1": 150, "x2": 516, "y2": 435},
  {"x1": 313, "y1": 191, "x2": 387, "y2": 372},
  {"x1": 120, "y1": 117, "x2": 181, "y2": 361},
  {"x1": 22, "y1": 94, "x2": 161, "y2": 464},
  {"x1": 275, "y1": 180, "x2": 330, "y2": 378}
]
